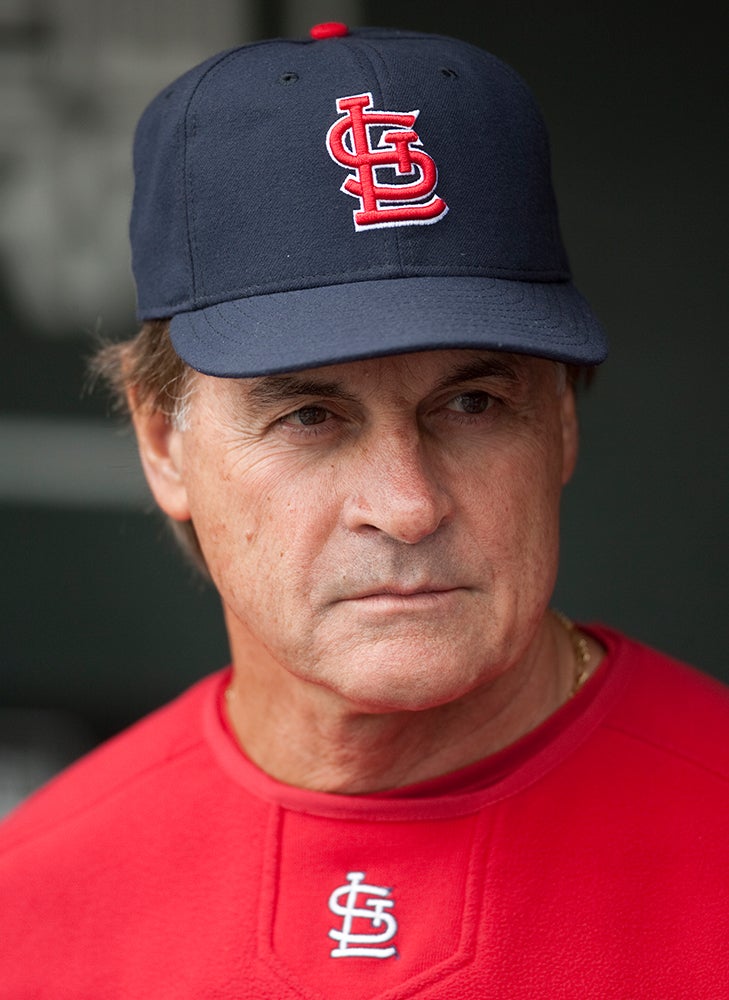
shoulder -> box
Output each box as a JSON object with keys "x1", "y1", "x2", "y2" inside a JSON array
[
  {"x1": 591, "y1": 625, "x2": 729, "y2": 782},
  {"x1": 0, "y1": 670, "x2": 225, "y2": 855}
]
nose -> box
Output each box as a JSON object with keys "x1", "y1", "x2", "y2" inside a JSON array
[{"x1": 343, "y1": 428, "x2": 452, "y2": 544}]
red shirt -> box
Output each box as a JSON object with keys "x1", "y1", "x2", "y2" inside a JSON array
[{"x1": 1, "y1": 626, "x2": 728, "y2": 998}]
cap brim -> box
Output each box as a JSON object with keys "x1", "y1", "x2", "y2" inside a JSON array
[{"x1": 169, "y1": 275, "x2": 608, "y2": 377}]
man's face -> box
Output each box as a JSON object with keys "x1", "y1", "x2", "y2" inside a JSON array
[{"x1": 144, "y1": 349, "x2": 578, "y2": 713}]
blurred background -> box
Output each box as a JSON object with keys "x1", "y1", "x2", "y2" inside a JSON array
[{"x1": 1, "y1": 0, "x2": 727, "y2": 813}]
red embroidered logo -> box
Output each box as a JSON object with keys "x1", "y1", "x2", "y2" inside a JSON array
[{"x1": 326, "y1": 92, "x2": 448, "y2": 231}]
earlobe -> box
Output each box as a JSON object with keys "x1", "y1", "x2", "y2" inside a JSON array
[
  {"x1": 128, "y1": 390, "x2": 191, "y2": 521},
  {"x1": 560, "y1": 387, "x2": 579, "y2": 485}
]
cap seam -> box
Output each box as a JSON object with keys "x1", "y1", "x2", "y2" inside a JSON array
[
  {"x1": 183, "y1": 48, "x2": 258, "y2": 302},
  {"x1": 183, "y1": 41, "x2": 308, "y2": 302},
  {"x1": 485, "y1": 55, "x2": 565, "y2": 263},
  {"x1": 176, "y1": 49, "x2": 248, "y2": 305},
  {"x1": 341, "y1": 36, "x2": 408, "y2": 276}
]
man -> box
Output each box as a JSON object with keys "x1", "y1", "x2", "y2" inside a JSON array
[{"x1": 1, "y1": 23, "x2": 727, "y2": 999}]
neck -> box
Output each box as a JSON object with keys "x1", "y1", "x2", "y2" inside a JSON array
[{"x1": 223, "y1": 613, "x2": 602, "y2": 794}]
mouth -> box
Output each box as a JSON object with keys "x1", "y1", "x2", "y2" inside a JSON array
[{"x1": 340, "y1": 585, "x2": 464, "y2": 604}]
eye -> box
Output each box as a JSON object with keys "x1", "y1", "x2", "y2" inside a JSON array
[
  {"x1": 445, "y1": 391, "x2": 494, "y2": 415},
  {"x1": 281, "y1": 405, "x2": 331, "y2": 427}
]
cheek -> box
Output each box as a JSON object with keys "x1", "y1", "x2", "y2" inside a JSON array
[
  {"x1": 463, "y1": 427, "x2": 565, "y2": 580},
  {"x1": 184, "y1": 444, "x2": 338, "y2": 606},
  {"x1": 469, "y1": 419, "x2": 564, "y2": 514}
]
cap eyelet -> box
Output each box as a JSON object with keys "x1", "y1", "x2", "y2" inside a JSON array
[
  {"x1": 440, "y1": 67, "x2": 458, "y2": 78},
  {"x1": 279, "y1": 71, "x2": 299, "y2": 85}
]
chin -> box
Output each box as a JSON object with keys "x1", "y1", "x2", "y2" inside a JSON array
[{"x1": 316, "y1": 652, "x2": 496, "y2": 715}]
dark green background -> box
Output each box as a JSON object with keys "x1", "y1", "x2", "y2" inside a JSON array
[{"x1": 2, "y1": 1, "x2": 727, "y2": 747}]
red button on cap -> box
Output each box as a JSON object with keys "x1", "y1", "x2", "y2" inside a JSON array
[{"x1": 310, "y1": 22, "x2": 349, "y2": 39}]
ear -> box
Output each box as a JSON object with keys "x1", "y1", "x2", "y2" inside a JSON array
[
  {"x1": 128, "y1": 389, "x2": 191, "y2": 521},
  {"x1": 560, "y1": 385, "x2": 579, "y2": 485}
]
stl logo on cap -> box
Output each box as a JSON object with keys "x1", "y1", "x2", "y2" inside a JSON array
[{"x1": 326, "y1": 92, "x2": 448, "y2": 231}]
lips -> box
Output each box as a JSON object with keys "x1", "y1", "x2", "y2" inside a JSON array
[{"x1": 344, "y1": 585, "x2": 461, "y2": 600}]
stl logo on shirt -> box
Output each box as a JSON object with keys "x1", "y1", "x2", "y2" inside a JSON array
[
  {"x1": 327, "y1": 871, "x2": 399, "y2": 958},
  {"x1": 326, "y1": 92, "x2": 448, "y2": 231}
]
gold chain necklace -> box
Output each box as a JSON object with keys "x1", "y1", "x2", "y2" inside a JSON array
[{"x1": 551, "y1": 608, "x2": 591, "y2": 697}]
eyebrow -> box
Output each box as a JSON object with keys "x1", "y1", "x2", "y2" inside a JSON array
[
  {"x1": 246, "y1": 374, "x2": 359, "y2": 407},
  {"x1": 244, "y1": 355, "x2": 523, "y2": 410},
  {"x1": 430, "y1": 356, "x2": 522, "y2": 393}
]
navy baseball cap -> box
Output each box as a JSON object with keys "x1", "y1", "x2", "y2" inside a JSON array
[{"x1": 130, "y1": 23, "x2": 607, "y2": 376}]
